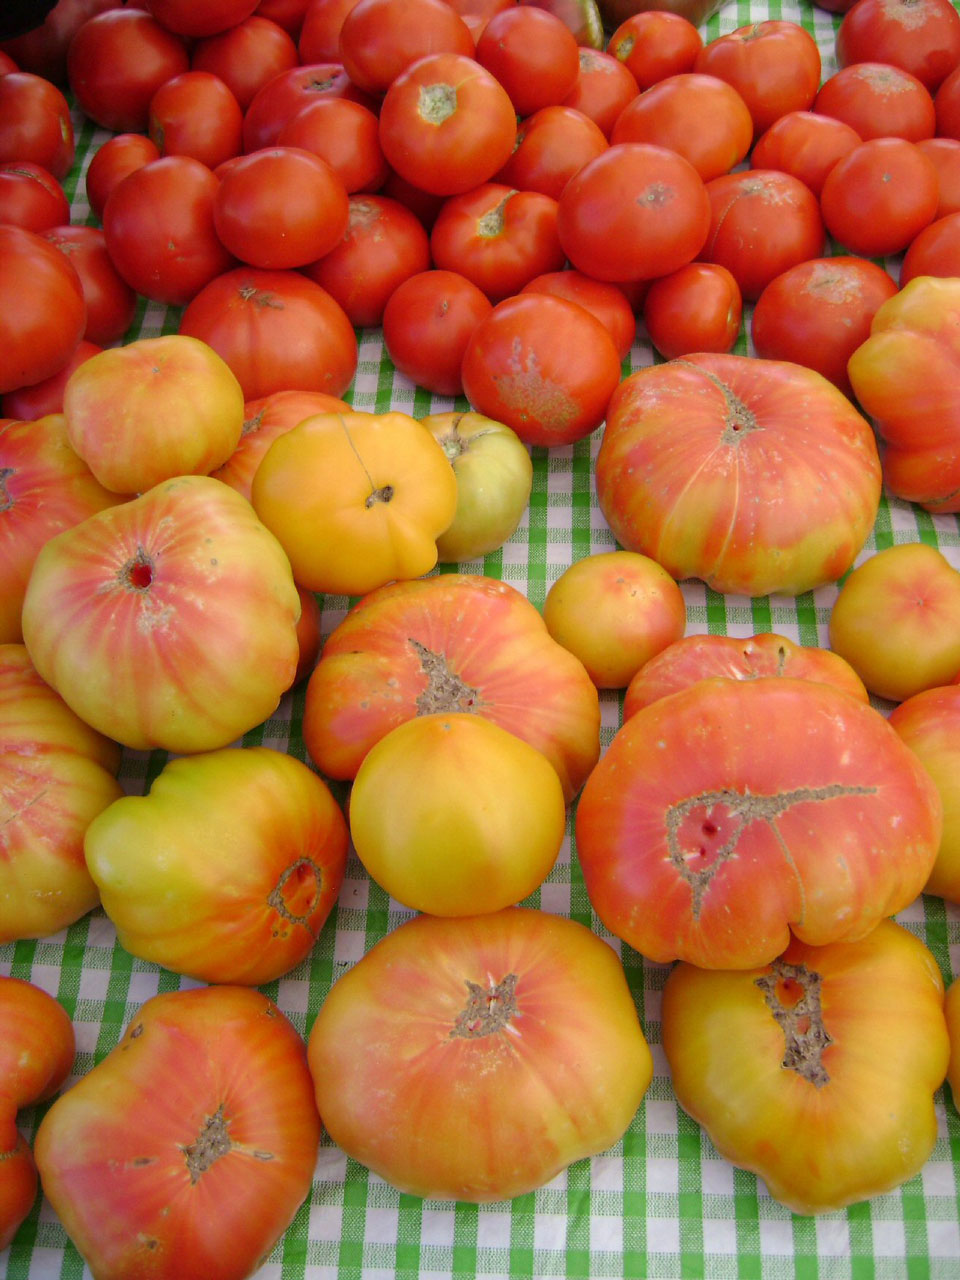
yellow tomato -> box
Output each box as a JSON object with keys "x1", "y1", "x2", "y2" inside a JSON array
[{"x1": 251, "y1": 410, "x2": 458, "y2": 595}]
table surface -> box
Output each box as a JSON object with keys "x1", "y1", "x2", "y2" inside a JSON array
[{"x1": 3, "y1": 2, "x2": 960, "y2": 1277}]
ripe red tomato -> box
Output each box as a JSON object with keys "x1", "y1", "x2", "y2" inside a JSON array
[
  {"x1": 84, "y1": 132, "x2": 160, "y2": 222},
  {"x1": 820, "y1": 136, "x2": 940, "y2": 257},
  {"x1": 814, "y1": 62, "x2": 936, "y2": 141},
  {"x1": 0, "y1": 339, "x2": 101, "y2": 420},
  {"x1": 750, "y1": 109, "x2": 862, "y2": 195},
  {"x1": 241, "y1": 62, "x2": 375, "y2": 152},
  {"x1": 557, "y1": 142, "x2": 710, "y2": 282},
  {"x1": 148, "y1": 69, "x2": 243, "y2": 170},
  {"x1": 474, "y1": 6, "x2": 580, "y2": 117},
  {"x1": 521, "y1": 269, "x2": 636, "y2": 361},
  {"x1": 494, "y1": 105, "x2": 608, "y2": 202},
  {"x1": 255, "y1": 0, "x2": 311, "y2": 33},
  {"x1": 0, "y1": 159, "x2": 69, "y2": 232},
  {"x1": 43, "y1": 224, "x2": 137, "y2": 345},
  {"x1": 836, "y1": 0, "x2": 960, "y2": 93},
  {"x1": 191, "y1": 14, "x2": 298, "y2": 110},
  {"x1": 693, "y1": 20, "x2": 822, "y2": 137},
  {"x1": 642, "y1": 262, "x2": 742, "y2": 359},
  {"x1": 146, "y1": 0, "x2": 260, "y2": 37},
  {"x1": 338, "y1": 0, "x2": 473, "y2": 94},
  {"x1": 561, "y1": 46, "x2": 639, "y2": 139},
  {"x1": 0, "y1": 224, "x2": 85, "y2": 395},
  {"x1": 607, "y1": 11, "x2": 702, "y2": 91},
  {"x1": 917, "y1": 137, "x2": 960, "y2": 215},
  {"x1": 0, "y1": 71, "x2": 74, "y2": 178},
  {"x1": 382, "y1": 268, "x2": 493, "y2": 396},
  {"x1": 297, "y1": 0, "x2": 362, "y2": 62},
  {"x1": 277, "y1": 96, "x2": 387, "y2": 193},
  {"x1": 900, "y1": 211, "x2": 960, "y2": 284},
  {"x1": 936, "y1": 63, "x2": 960, "y2": 138},
  {"x1": 430, "y1": 183, "x2": 566, "y2": 303}
]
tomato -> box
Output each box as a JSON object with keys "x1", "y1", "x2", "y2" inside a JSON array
[
  {"x1": 623, "y1": 631, "x2": 868, "y2": 718},
  {"x1": 607, "y1": 11, "x2": 702, "y2": 91},
  {"x1": 377, "y1": 53, "x2": 518, "y2": 197},
  {"x1": 84, "y1": 131, "x2": 160, "y2": 222},
  {"x1": 35, "y1": 986, "x2": 320, "y2": 1280},
  {"x1": 837, "y1": 0, "x2": 960, "y2": 94},
  {"x1": 750, "y1": 109, "x2": 862, "y2": 196},
  {"x1": 0, "y1": 70, "x2": 73, "y2": 178},
  {"x1": 557, "y1": 142, "x2": 710, "y2": 282},
  {"x1": 0, "y1": 158, "x2": 68, "y2": 231},
  {"x1": 900, "y1": 211, "x2": 960, "y2": 283},
  {"x1": 419, "y1": 409, "x2": 533, "y2": 561},
  {"x1": 814, "y1": 62, "x2": 936, "y2": 141},
  {"x1": 241, "y1": 61, "x2": 375, "y2": 152},
  {"x1": 0, "y1": 224, "x2": 84, "y2": 396},
  {"x1": 21, "y1": 477, "x2": 302, "y2": 753},
  {"x1": 67, "y1": 7, "x2": 189, "y2": 133},
  {"x1": 339, "y1": 0, "x2": 473, "y2": 94},
  {"x1": 642, "y1": 261, "x2": 742, "y2": 359},
  {"x1": 382, "y1": 269, "x2": 493, "y2": 396},
  {"x1": 692, "y1": 20, "x2": 821, "y2": 137},
  {"x1": 251, "y1": 410, "x2": 457, "y2": 595},
  {"x1": 699, "y1": 169, "x2": 824, "y2": 302},
  {"x1": 542, "y1": 550, "x2": 685, "y2": 690},
  {"x1": 303, "y1": 193, "x2": 430, "y2": 326},
  {"x1": 302, "y1": 573, "x2": 600, "y2": 801},
  {"x1": 0, "y1": 340, "x2": 100, "y2": 422},
  {"x1": 561, "y1": 46, "x2": 639, "y2": 139},
  {"x1": 917, "y1": 136, "x2": 960, "y2": 216},
  {"x1": 494, "y1": 105, "x2": 608, "y2": 202},
  {"x1": 276, "y1": 95, "x2": 387, "y2": 193},
  {"x1": 179, "y1": 266, "x2": 358, "y2": 401},
  {"x1": 461, "y1": 292, "x2": 622, "y2": 448},
  {"x1": 306, "y1": 907, "x2": 652, "y2": 1200},
  {"x1": 191, "y1": 14, "x2": 297, "y2": 110},
  {"x1": 820, "y1": 136, "x2": 940, "y2": 258},
  {"x1": 148, "y1": 69, "x2": 243, "y2": 170},
  {"x1": 936, "y1": 62, "x2": 960, "y2": 139},
  {"x1": 0, "y1": 1118, "x2": 35, "y2": 1255},
  {"x1": 255, "y1": 0, "x2": 311, "y2": 33},
  {"x1": 146, "y1": 0, "x2": 260, "y2": 37},
  {"x1": 576, "y1": 676, "x2": 941, "y2": 970},
  {"x1": 947, "y1": 977, "x2": 960, "y2": 1106},
  {"x1": 297, "y1": 0, "x2": 362, "y2": 62},
  {"x1": 751, "y1": 256, "x2": 897, "y2": 397},
  {"x1": 0, "y1": 0, "x2": 119, "y2": 86},
  {"x1": 430, "y1": 183, "x2": 565, "y2": 304},
  {"x1": 661, "y1": 921, "x2": 949, "y2": 1213},
  {"x1": 474, "y1": 5, "x2": 579, "y2": 117},
  {"x1": 43, "y1": 224, "x2": 137, "y2": 346},
  {"x1": 611, "y1": 72, "x2": 753, "y2": 183},
  {"x1": 596, "y1": 353, "x2": 882, "y2": 597},
  {"x1": 520, "y1": 269, "x2": 636, "y2": 360}
]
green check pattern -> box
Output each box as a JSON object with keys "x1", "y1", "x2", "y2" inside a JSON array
[{"x1": 3, "y1": 1, "x2": 960, "y2": 1276}]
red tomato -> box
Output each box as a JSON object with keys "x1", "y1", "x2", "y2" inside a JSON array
[
  {"x1": 378, "y1": 52, "x2": 518, "y2": 197},
  {"x1": 255, "y1": 0, "x2": 311, "y2": 33},
  {"x1": 693, "y1": 20, "x2": 821, "y2": 137},
  {"x1": 557, "y1": 142, "x2": 711, "y2": 283},
  {"x1": 917, "y1": 137, "x2": 960, "y2": 215},
  {"x1": 179, "y1": 266, "x2": 358, "y2": 401},
  {"x1": 67, "y1": 8, "x2": 190, "y2": 133},
  {"x1": 43, "y1": 224, "x2": 137, "y2": 346},
  {"x1": 303, "y1": 193, "x2": 431, "y2": 326},
  {"x1": 0, "y1": 0, "x2": 119, "y2": 85},
  {"x1": 699, "y1": 169, "x2": 825, "y2": 302},
  {"x1": 0, "y1": 52, "x2": 17, "y2": 75},
  {"x1": 494, "y1": 105, "x2": 608, "y2": 202},
  {"x1": 814, "y1": 62, "x2": 936, "y2": 141},
  {"x1": 0, "y1": 339, "x2": 101, "y2": 420},
  {"x1": 936, "y1": 63, "x2": 960, "y2": 138},
  {"x1": 561, "y1": 46, "x2": 639, "y2": 139},
  {"x1": 461, "y1": 292, "x2": 622, "y2": 448},
  {"x1": 297, "y1": 0, "x2": 363, "y2": 62},
  {"x1": 379, "y1": 170, "x2": 446, "y2": 229},
  {"x1": 474, "y1": 6, "x2": 580, "y2": 117},
  {"x1": 276, "y1": 96, "x2": 387, "y2": 193},
  {"x1": 0, "y1": 71, "x2": 73, "y2": 178},
  {"x1": 148, "y1": 70, "x2": 243, "y2": 170},
  {"x1": 520, "y1": 270, "x2": 636, "y2": 361},
  {"x1": 84, "y1": 132, "x2": 160, "y2": 222},
  {"x1": 430, "y1": 183, "x2": 566, "y2": 303},
  {"x1": 900, "y1": 211, "x2": 960, "y2": 284},
  {"x1": 607, "y1": 11, "x2": 702, "y2": 91},
  {"x1": 750, "y1": 109, "x2": 862, "y2": 196},
  {"x1": 0, "y1": 224, "x2": 85, "y2": 395},
  {"x1": 0, "y1": 159, "x2": 69, "y2": 231},
  {"x1": 820, "y1": 136, "x2": 940, "y2": 258},
  {"x1": 214, "y1": 146, "x2": 349, "y2": 270},
  {"x1": 382, "y1": 268, "x2": 493, "y2": 396},
  {"x1": 338, "y1": 0, "x2": 473, "y2": 94},
  {"x1": 241, "y1": 62, "x2": 375, "y2": 152},
  {"x1": 642, "y1": 262, "x2": 742, "y2": 359},
  {"x1": 751, "y1": 256, "x2": 897, "y2": 396},
  {"x1": 611, "y1": 72, "x2": 754, "y2": 182},
  {"x1": 103, "y1": 155, "x2": 234, "y2": 307},
  {"x1": 191, "y1": 15, "x2": 298, "y2": 111},
  {"x1": 837, "y1": 0, "x2": 960, "y2": 94},
  {"x1": 146, "y1": 0, "x2": 260, "y2": 37}
]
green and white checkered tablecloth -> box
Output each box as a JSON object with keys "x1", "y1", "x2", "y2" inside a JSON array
[{"x1": 3, "y1": 1, "x2": 960, "y2": 1277}]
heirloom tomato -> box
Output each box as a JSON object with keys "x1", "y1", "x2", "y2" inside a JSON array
[
  {"x1": 382, "y1": 269, "x2": 493, "y2": 397},
  {"x1": 0, "y1": 224, "x2": 84, "y2": 396},
  {"x1": 575, "y1": 676, "x2": 941, "y2": 970},
  {"x1": 0, "y1": 643, "x2": 121, "y2": 943},
  {"x1": 34, "y1": 986, "x2": 321, "y2": 1280},
  {"x1": 596, "y1": 353, "x2": 882, "y2": 597},
  {"x1": 302, "y1": 574, "x2": 600, "y2": 802},
  {"x1": 947, "y1": 977, "x2": 960, "y2": 1106},
  {"x1": 692, "y1": 20, "x2": 821, "y2": 136},
  {"x1": 662, "y1": 920, "x2": 950, "y2": 1214},
  {"x1": 307, "y1": 907, "x2": 653, "y2": 1201},
  {"x1": 85, "y1": 746, "x2": 347, "y2": 984},
  {"x1": 21, "y1": 477, "x2": 301, "y2": 754},
  {"x1": 846, "y1": 275, "x2": 960, "y2": 512}
]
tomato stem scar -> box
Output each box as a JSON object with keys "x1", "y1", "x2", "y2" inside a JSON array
[
  {"x1": 755, "y1": 959, "x2": 832, "y2": 1087},
  {"x1": 450, "y1": 973, "x2": 518, "y2": 1038}
]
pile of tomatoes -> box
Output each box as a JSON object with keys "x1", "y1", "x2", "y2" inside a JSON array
[{"x1": 3, "y1": 0, "x2": 960, "y2": 1272}]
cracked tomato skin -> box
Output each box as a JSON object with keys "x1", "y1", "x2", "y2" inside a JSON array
[
  {"x1": 34, "y1": 985, "x2": 320, "y2": 1280},
  {"x1": 661, "y1": 920, "x2": 950, "y2": 1214},
  {"x1": 575, "y1": 676, "x2": 942, "y2": 970}
]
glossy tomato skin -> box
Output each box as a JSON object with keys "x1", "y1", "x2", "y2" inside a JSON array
[
  {"x1": 520, "y1": 269, "x2": 636, "y2": 360},
  {"x1": 191, "y1": 14, "x2": 298, "y2": 110},
  {"x1": 84, "y1": 132, "x2": 160, "y2": 222},
  {"x1": 642, "y1": 261, "x2": 742, "y2": 359},
  {"x1": 241, "y1": 61, "x2": 375, "y2": 152},
  {"x1": 917, "y1": 137, "x2": 960, "y2": 216},
  {"x1": 0, "y1": 340, "x2": 101, "y2": 422},
  {"x1": 814, "y1": 61, "x2": 936, "y2": 141},
  {"x1": 900, "y1": 211, "x2": 960, "y2": 283},
  {"x1": 34, "y1": 986, "x2": 321, "y2": 1280},
  {"x1": 0, "y1": 224, "x2": 85, "y2": 396},
  {"x1": 338, "y1": 0, "x2": 474, "y2": 95},
  {"x1": 936, "y1": 63, "x2": 960, "y2": 139},
  {"x1": 820, "y1": 136, "x2": 940, "y2": 258},
  {"x1": 661, "y1": 920, "x2": 950, "y2": 1213},
  {"x1": 43, "y1": 224, "x2": 137, "y2": 346},
  {"x1": 276, "y1": 95, "x2": 387, "y2": 193},
  {"x1": 148, "y1": 69, "x2": 243, "y2": 170},
  {"x1": 474, "y1": 5, "x2": 580, "y2": 117},
  {"x1": 307, "y1": 908, "x2": 653, "y2": 1200},
  {"x1": 607, "y1": 11, "x2": 703, "y2": 90},
  {"x1": 382, "y1": 269, "x2": 493, "y2": 396},
  {"x1": 562, "y1": 46, "x2": 639, "y2": 139},
  {"x1": 0, "y1": 71, "x2": 74, "y2": 178},
  {"x1": 494, "y1": 105, "x2": 608, "y2": 202},
  {"x1": 0, "y1": 159, "x2": 69, "y2": 232},
  {"x1": 837, "y1": 0, "x2": 960, "y2": 93},
  {"x1": 146, "y1": 0, "x2": 260, "y2": 37},
  {"x1": 750, "y1": 109, "x2": 862, "y2": 195}
]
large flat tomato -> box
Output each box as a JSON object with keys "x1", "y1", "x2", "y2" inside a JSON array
[
  {"x1": 575, "y1": 676, "x2": 942, "y2": 969},
  {"x1": 307, "y1": 907, "x2": 652, "y2": 1200},
  {"x1": 34, "y1": 986, "x2": 320, "y2": 1280},
  {"x1": 661, "y1": 921, "x2": 949, "y2": 1214},
  {"x1": 595, "y1": 352, "x2": 882, "y2": 597}
]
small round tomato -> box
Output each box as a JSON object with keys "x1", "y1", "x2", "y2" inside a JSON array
[
  {"x1": 276, "y1": 95, "x2": 387, "y2": 193},
  {"x1": 337, "y1": 0, "x2": 473, "y2": 95},
  {"x1": 900, "y1": 210, "x2": 960, "y2": 283},
  {"x1": 84, "y1": 132, "x2": 160, "y2": 222},
  {"x1": 814, "y1": 61, "x2": 936, "y2": 141},
  {"x1": 820, "y1": 136, "x2": 940, "y2": 258},
  {"x1": 241, "y1": 61, "x2": 375, "y2": 152},
  {"x1": 494, "y1": 105, "x2": 608, "y2": 202},
  {"x1": 382, "y1": 268, "x2": 493, "y2": 396},
  {"x1": 837, "y1": 0, "x2": 960, "y2": 94},
  {"x1": 43, "y1": 224, "x2": 137, "y2": 346},
  {"x1": 750, "y1": 109, "x2": 862, "y2": 195},
  {"x1": 607, "y1": 11, "x2": 702, "y2": 90},
  {"x1": 0, "y1": 224, "x2": 85, "y2": 396},
  {"x1": 148, "y1": 69, "x2": 243, "y2": 169},
  {"x1": 474, "y1": 5, "x2": 580, "y2": 117},
  {"x1": 642, "y1": 261, "x2": 742, "y2": 359},
  {"x1": 191, "y1": 14, "x2": 299, "y2": 110},
  {"x1": 520, "y1": 270, "x2": 636, "y2": 361},
  {"x1": 562, "y1": 46, "x2": 639, "y2": 139},
  {"x1": 0, "y1": 70, "x2": 74, "y2": 178},
  {"x1": 0, "y1": 159, "x2": 68, "y2": 231}
]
